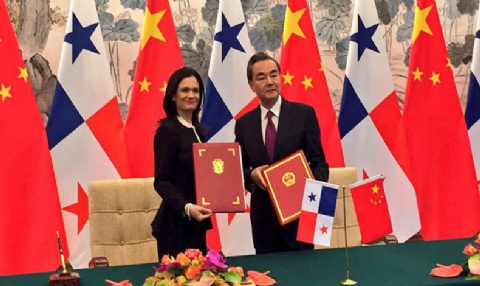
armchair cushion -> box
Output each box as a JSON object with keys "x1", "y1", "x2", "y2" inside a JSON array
[{"x1": 88, "y1": 178, "x2": 161, "y2": 266}]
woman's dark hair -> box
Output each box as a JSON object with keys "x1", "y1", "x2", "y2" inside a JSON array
[{"x1": 160, "y1": 67, "x2": 206, "y2": 137}]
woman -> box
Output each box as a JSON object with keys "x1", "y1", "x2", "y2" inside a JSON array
[{"x1": 151, "y1": 67, "x2": 213, "y2": 259}]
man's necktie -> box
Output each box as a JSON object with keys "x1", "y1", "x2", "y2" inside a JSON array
[{"x1": 265, "y1": 110, "x2": 276, "y2": 162}]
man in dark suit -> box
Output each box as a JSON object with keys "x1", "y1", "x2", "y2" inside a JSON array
[{"x1": 234, "y1": 52, "x2": 329, "y2": 254}]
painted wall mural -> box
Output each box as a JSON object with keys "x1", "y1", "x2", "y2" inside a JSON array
[{"x1": 6, "y1": 0, "x2": 479, "y2": 123}]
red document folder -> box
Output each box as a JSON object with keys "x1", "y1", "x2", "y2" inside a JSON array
[
  {"x1": 262, "y1": 150, "x2": 313, "y2": 225},
  {"x1": 193, "y1": 142, "x2": 245, "y2": 213}
]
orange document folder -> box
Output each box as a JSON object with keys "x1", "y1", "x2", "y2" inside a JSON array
[
  {"x1": 262, "y1": 150, "x2": 313, "y2": 225},
  {"x1": 193, "y1": 142, "x2": 245, "y2": 213}
]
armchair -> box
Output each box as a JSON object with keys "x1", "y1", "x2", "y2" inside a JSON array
[{"x1": 88, "y1": 178, "x2": 160, "y2": 266}]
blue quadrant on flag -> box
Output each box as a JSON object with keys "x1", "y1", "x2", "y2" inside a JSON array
[
  {"x1": 318, "y1": 186, "x2": 338, "y2": 217},
  {"x1": 338, "y1": 76, "x2": 368, "y2": 138},
  {"x1": 46, "y1": 82, "x2": 85, "y2": 149},
  {"x1": 201, "y1": 79, "x2": 233, "y2": 140}
]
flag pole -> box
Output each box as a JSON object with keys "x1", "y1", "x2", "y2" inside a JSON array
[{"x1": 340, "y1": 184, "x2": 357, "y2": 285}]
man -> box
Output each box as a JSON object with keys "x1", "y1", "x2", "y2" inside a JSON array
[{"x1": 234, "y1": 52, "x2": 329, "y2": 254}]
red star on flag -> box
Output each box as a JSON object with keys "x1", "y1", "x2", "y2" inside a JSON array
[{"x1": 63, "y1": 183, "x2": 89, "y2": 234}]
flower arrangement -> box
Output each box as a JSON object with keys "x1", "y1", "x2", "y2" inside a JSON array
[
  {"x1": 430, "y1": 232, "x2": 480, "y2": 280},
  {"x1": 142, "y1": 249, "x2": 276, "y2": 286},
  {"x1": 463, "y1": 233, "x2": 480, "y2": 279}
]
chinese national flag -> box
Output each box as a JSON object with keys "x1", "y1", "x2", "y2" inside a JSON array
[
  {"x1": 125, "y1": 0, "x2": 183, "y2": 177},
  {"x1": 0, "y1": 1, "x2": 68, "y2": 275},
  {"x1": 403, "y1": 0, "x2": 480, "y2": 240},
  {"x1": 350, "y1": 176, "x2": 392, "y2": 244},
  {"x1": 280, "y1": 0, "x2": 344, "y2": 167}
]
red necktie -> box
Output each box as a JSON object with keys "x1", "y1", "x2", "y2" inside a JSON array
[{"x1": 265, "y1": 110, "x2": 276, "y2": 161}]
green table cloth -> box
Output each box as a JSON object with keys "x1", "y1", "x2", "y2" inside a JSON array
[{"x1": 0, "y1": 238, "x2": 476, "y2": 286}]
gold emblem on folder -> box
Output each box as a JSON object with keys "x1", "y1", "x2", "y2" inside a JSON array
[
  {"x1": 282, "y1": 172, "x2": 295, "y2": 187},
  {"x1": 212, "y1": 158, "x2": 224, "y2": 174}
]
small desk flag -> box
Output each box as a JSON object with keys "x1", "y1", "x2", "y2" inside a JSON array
[
  {"x1": 297, "y1": 179, "x2": 339, "y2": 246},
  {"x1": 350, "y1": 175, "x2": 392, "y2": 243}
]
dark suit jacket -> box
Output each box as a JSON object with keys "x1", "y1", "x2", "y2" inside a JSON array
[
  {"x1": 152, "y1": 117, "x2": 212, "y2": 257},
  {"x1": 234, "y1": 98, "x2": 329, "y2": 251}
]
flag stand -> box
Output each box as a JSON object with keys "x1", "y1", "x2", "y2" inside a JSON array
[{"x1": 340, "y1": 185, "x2": 357, "y2": 285}]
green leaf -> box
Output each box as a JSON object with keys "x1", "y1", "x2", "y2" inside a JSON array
[
  {"x1": 142, "y1": 278, "x2": 158, "y2": 286},
  {"x1": 465, "y1": 273, "x2": 480, "y2": 280},
  {"x1": 468, "y1": 253, "x2": 480, "y2": 275},
  {"x1": 224, "y1": 271, "x2": 242, "y2": 284}
]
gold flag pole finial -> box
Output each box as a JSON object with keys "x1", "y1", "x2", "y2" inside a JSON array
[
  {"x1": 340, "y1": 185, "x2": 357, "y2": 285},
  {"x1": 56, "y1": 231, "x2": 67, "y2": 274}
]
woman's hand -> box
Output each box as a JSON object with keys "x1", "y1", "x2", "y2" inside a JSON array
[{"x1": 188, "y1": 204, "x2": 213, "y2": 222}]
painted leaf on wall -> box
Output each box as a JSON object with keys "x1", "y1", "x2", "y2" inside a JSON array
[
  {"x1": 99, "y1": 13, "x2": 140, "y2": 42},
  {"x1": 396, "y1": 10, "x2": 413, "y2": 43},
  {"x1": 177, "y1": 24, "x2": 196, "y2": 44},
  {"x1": 316, "y1": 12, "x2": 347, "y2": 47},
  {"x1": 120, "y1": 0, "x2": 145, "y2": 10}
]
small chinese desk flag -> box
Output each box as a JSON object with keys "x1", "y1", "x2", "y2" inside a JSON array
[{"x1": 350, "y1": 175, "x2": 392, "y2": 243}]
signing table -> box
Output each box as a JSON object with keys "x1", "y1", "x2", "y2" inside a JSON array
[{"x1": 0, "y1": 238, "x2": 476, "y2": 286}]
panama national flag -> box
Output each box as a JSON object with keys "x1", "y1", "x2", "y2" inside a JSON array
[
  {"x1": 200, "y1": 0, "x2": 255, "y2": 256},
  {"x1": 350, "y1": 175, "x2": 393, "y2": 244},
  {"x1": 337, "y1": 0, "x2": 420, "y2": 242},
  {"x1": 0, "y1": 0, "x2": 68, "y2": 275},
  {"x1": 465, "y1": 9, "x2": 480, "y2": 191},
  {"x1": 280, "y1": 0, "x2": 344, "y2": 167},
  {"x1": 297, "y1": 179, "x2": 338, "y2": 246},
  {"x1": 403, "y1": 0, "x2": 480, "y2": 240},
  {"x1": 46, "y1": 0, "x2": 131, "y2": 268},
  {"x1": 125, "y1": 0, "x2": 183, "y2": 178}
]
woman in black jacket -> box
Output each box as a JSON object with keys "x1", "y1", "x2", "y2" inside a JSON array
[{"x1": 151, "y1": 67, "x2": 212, "y2": 259}]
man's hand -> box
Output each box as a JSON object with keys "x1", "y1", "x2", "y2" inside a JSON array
[
  {"x1": 251, "y1": 165, "x2": 268, "y2": 190},
  {"x1": 189, "y1": 204, "x2": 213, "y2": 222}
]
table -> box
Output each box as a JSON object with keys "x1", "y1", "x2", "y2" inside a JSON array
[{"x1": 0, "y1": 238, "x2": 476, "y2": 286}]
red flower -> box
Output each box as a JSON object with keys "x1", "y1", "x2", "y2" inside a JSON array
[
  {"x1": 463, "y1": 243, "x2": 478, "y2": 256},
  {"x1": 185, "y1": 249, "x2": 202, "y2": 260}
]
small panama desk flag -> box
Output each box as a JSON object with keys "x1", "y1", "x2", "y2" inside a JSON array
[
  {"x1": 350, "y1": 175, "x2": 393, "y2": 244},
  {"x1": 297, "y1": 179, "x2": 339, "y2": 246}
]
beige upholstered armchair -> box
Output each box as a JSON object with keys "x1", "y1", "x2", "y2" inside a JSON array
[{"x1": 88, "y1": 178, "x2": 160, "y2": 266}]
